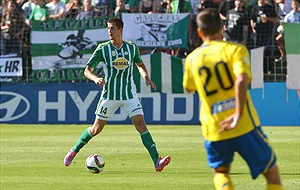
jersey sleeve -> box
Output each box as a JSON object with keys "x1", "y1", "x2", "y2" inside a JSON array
[
  {"x1": 86, "y1": 44, "x2": 104, "y2": 68},
  {"x1": 232, "y1": 45, "x2": 252, "y2": 82},
  {"x1": 133, "y1": 43, "x2": 143, "y2": 64},
  {"x1": 183, "y1": 53, "x2": 197, "y2": 91}
]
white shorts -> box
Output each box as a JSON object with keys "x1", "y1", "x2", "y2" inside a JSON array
[{"x1": 95, "y1": 97, "x2": 144, "y2": 120}]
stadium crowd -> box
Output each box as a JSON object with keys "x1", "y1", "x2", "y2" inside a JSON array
[{"x1": 1, "y1": 0, "x2": 300, "y2": 75}]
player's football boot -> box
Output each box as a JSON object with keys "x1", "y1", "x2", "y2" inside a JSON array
[
  {"x1": 155, "y1": 155, "x2": 171, "y2": 172},
  {"x1": 64, "y1": 150, "x2": 77, "y2": 166}
]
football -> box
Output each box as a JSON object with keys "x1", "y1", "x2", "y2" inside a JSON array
[{"x1": 85, "y1": 154, "x2": 105, "y2": 173}]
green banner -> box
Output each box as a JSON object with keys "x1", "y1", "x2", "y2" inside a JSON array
[{"x1": 31, "y1": 17, "x2": 113, "y2": 82}]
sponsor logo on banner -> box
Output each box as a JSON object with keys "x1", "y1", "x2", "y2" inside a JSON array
[
  {"x1": 0, "y1": 91, "x2": 30, "y2": 122},
  {"x1": 0, "y1": 57, "x2": 22, "y2": 77}
]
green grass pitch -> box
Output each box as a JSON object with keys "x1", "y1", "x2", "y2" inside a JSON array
[{"x1": 0, "y1": 124, "x2": 299, "y2": 190}]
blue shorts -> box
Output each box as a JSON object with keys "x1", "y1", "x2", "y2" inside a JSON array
[{"x1": 204, "y1": 126, "x2": 277, "y2": 179}]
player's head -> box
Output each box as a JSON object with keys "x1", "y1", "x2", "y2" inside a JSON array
[
  {"x1": 196, "y1": 8, "x2": 222, "y2": 37},
  {"x1": 107, "y1": 18, "x2": 124, "y2": 30},
  {"x1": 107, "y1": 18, "x2": 124, "y2": 40}
]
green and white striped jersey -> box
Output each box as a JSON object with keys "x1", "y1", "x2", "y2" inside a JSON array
[{"x1": 86, "y1": 40, "x2": 143, "y2": 100}]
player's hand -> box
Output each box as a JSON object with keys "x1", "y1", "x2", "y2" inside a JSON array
[
  {"x1": 219, "y1": 114, "x2": 240, "y2": 132},
  {"x1": 94, "y1": 78, "x2": 106, "y2": 88},
  {"x1": 145, "y1": 78, "x2": 156, "y2": 91}
]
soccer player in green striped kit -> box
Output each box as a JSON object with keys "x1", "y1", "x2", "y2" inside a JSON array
[{"x1": 64, "y1": 17, "x2": 171, "y2": 172}]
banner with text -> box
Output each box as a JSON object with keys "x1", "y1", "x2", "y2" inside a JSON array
[
  {"x1": 0, "y1": 83, "x2": 298, "y2": 125},
  {"x1": 122, "y1": 13, "x2": 189, "y2": 49},
  {"x1": 0, "y1": 54, "x2": 22, "y2": 83},
  {"x1": 30, "y1": 17, "x2": 112, "y2": 82},
  {"x1": 0, "y1": 83, "x2": 200, "y2": 124}
]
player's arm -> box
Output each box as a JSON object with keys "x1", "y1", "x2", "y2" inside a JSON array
[
  {"x1": 84, "y1": 66, "x2": 105, "y2": 88},
  {"x1": 234, "y1": 73, "x2": 248, "y2": 117},
  {"x1": 136, "y1": 62, "x2": 156, "y2": 91},
  {"x1": 219, "y1": 73, "x2": 248, "y2": 131},
  {"x1": 183, "y1": 55, "x2": 196, "y2": 93}
]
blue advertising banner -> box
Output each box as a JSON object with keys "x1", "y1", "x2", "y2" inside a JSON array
[
  {"x1": 0, "y1": 83, "x2": 298, "y2": 126},
  {"x1": 0, "y1": 83, "x2": 200, "y2": 124}
]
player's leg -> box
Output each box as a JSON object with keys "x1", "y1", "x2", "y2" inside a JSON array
[
  {"x1": 123, "y1": 97, "x2": 170, "y2": 171},
  {"x1": 204, "y1": 140, "x2": 234, "y2": 190},
  {"x1": 64, "y1": 99, "x2": 118, "y2": 166},
  {"x1": 263, "y1": 164, "x2": 282, "y2": 190},
  {"x1": 213, "y1": 167, "x2": 234, "y2": 190},
  {"x1": 71, "y1": 118, "x2": 107, "y2": 153},
  {"x1": 131, "y1": 114, "x2": 171, "y2": 172},
  {"x1": 64, "y1": 118, "x2": 107, "y2": 166},
  {"x1": 235, "y1": 127, "x2": 282, "y2": 190},
  {"x1": 131, "y1": 114, "x2": 158, "y2": 163}
]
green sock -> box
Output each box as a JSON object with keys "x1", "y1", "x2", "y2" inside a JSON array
[
  {"x1": 141, "y1": 131, "x2": 159, "y2": 165},
  {"x1": 71, "y1": 127, "x2": 93, "y2": 153}
]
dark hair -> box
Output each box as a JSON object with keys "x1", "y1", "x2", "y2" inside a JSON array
[
  {"x1": 107, "y1": 17, "x2": 124, "y2": 29},
  {"x1": 196, "y1": 8, "x2": 221, "y2": 36}
]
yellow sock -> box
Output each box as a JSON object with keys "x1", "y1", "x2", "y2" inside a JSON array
[
  {"x1": 267, "y1": 184, "x2": 283, "y2": 190},
  {"x1": 214, "y1": 173, "x2": 234, "y2": 190}
]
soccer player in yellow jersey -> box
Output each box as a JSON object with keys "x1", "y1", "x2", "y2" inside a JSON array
[{"x1": 183, "y1": 8, "x2": 283, "y2": 190}]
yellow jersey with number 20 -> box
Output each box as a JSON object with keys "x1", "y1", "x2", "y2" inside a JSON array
[{"x1": 183, "y1": 40, "x2": 261, "y2": 142}]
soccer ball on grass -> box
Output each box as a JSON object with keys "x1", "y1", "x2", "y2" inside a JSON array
[{"x1": 85, "y1": 154, "x2": 105, "y2": 173}]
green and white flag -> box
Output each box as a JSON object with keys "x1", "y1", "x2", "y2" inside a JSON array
[
  {"x1": 134, "y1": 52, "x2": 187, "y2": 94},
  {"x1": 283, "y1": 23, "x2": 300, "y2": 90},
  {"x1": 122, "y1": 13, "x2": 189, "y2": 49},
  {"x1": 30, "y1": 18, "x2": 112, "y2": 82},
  {"x1": 134, "y1": 51, "x2": 263, "y2": 94}
]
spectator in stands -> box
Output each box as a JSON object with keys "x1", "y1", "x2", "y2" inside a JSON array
[
  {"x1": 224, "y1": 0, "x2": 249, "y2": 45},
  {"x1": 170, "y1": 0, "x2": 193, "y2": 13},
  {"x1": 125, "y1": 0, "x2": 140, "y2": 13},
  {"x1": 16, "y1": 0, "x2": 26, "y2": 14},
  {"x1": 22, "y1": 0, "x2": 36, "y2": 22},
  {"x1": 189, "y1": 0, "x2": 203, "y2": 48},
  {"x1": 65, "y1": 0, "x2": 83, "y2": 19},
  {"x1": 284, "y1": 0, "x2": 300, "y2": 23},
  {"x1": 29, "y1": 0, "x2": 49, "y2": 21},
  {"x1": 76, "y1": 0, "x2": 101, "y2": 19},
  {"x1": 275, "y1": 0, "x2": 300, "y2": 62},
  {"x1": 161, "y1": 0, "x2": 172, "y2": 13},
  {"x1": 276, "y1": 0, "x2": 287, "y2": 20},
  {"x1": 219, "y1": 0, "x2": 235, "y2": 21},
  {"x1": 46, "y1": 0, "x2": 66, "y2": 19},
  {"x1": 92, "y1": 0, "x2": 114, "y2": 16},
  {"x1": 200, "y1": 0, "x2": 222, "y2": 10},
  {"x1": 250, "y1": 0, "x2": 278, "y2": 47},
  {"x1": 115, "y1": 0, "x2": 131, "y2": 19},
  {"x1": 1, "y1": 0, "x2": 26, "y2": 54},
  {"x1": 275, "y1": 0, "x2": 293, "y2": 20},
  {"x1": 138, "y1": 0, "x2": 154, "y2": 13},
  {"x1": 1, "y1": 0, "x2": 9, "y2": 15}
]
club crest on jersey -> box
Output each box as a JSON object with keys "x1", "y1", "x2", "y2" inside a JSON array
[{"x1": 112, "y1": 57, "x2": 129, "y2": 70}]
